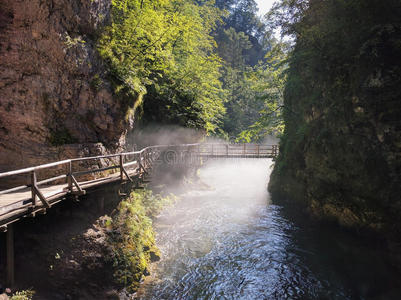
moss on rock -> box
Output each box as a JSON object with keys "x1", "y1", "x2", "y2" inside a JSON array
[
  {"x1": 268, "y1": 0, "x2": 401, "y2": 258},
  {"x1": 105, "y1": 189, "x2": 175, "y2": 292}
]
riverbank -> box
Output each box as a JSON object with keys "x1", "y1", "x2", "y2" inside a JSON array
[
  {"x1": 0, "y1": 183, "x2": 177, "y2": 299},
  {"x1": 268, "y1": 162, "x2": 401, "y2": 271}
]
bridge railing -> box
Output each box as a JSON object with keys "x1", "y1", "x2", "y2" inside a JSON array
[
  {"x1": 197, "y1": 143, "x2": 278, "y2": 157},
  {"x1": 0, "y1": 147, "x2": 155, "y2": 214},
  {"x1": 0, "y1": 143, "x2": 278, "y2": 216}
]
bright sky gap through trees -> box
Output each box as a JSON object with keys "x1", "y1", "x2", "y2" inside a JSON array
[{"x1": 255, "y1": 0, "x2": 276, "y2": 16}]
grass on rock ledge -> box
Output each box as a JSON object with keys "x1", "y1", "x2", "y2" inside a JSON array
[{"x1": 105, "y1": 189, "x2": 176, "y2": 292}]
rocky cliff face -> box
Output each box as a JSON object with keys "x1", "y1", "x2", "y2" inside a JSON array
[
  {"x1": 268, "y1": 1, "x2": 401, "y2": 257},
  {"x1": 0, "y1": 0, "x2": 134, "y2": 176}
]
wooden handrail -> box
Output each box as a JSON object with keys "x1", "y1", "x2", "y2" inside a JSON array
[
  {"x1": 0, "y1": 143, "x2": 278, "y2": 181},
  {"x1": 0, "y1": 140, "x2": 280, "y2": 248},
  {"x1": 71, "y1": 154, "x2": 120, "y2": 162},
  {"x1": 0, "y1": 159, "x2": 71, "y2": 178}
]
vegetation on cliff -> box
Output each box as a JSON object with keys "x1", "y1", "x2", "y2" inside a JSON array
[
  {"x1": 106, "y1": 189, "x2": 175, "y2": 292},
  {"x1": 98, "y1": 0, "x2": 226, "y2": 133},
  {"x1": 268, "y1": 0, "x2": 401, "y2": 245},
  {"x1": 9, "y1": 290, "x2": 35, "y2": 300}
]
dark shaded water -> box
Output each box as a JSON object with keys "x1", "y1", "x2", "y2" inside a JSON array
[{"x1": 138, "y1": 159, "x2": 401, "y2": 300}]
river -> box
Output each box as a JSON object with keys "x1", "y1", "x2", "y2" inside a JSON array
[{"x1": 137, "y1": 159, "x2": 401, "y2": 300}]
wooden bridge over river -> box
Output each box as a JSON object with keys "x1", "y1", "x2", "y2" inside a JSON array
[{"x1": 0, "y1": 143, "x2": 277, "y2": 286}]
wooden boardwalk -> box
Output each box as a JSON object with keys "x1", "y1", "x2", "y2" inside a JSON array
[
  {"x1": 0, "y1": 143, "x2": 277, "y2": 230},
  {"x1": 0, "y1": 147, "x2": 159, "y2": 230}
]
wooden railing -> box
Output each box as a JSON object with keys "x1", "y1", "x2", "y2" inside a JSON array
[
  {"x1": 1, "y1": 148, "x2": 155, "y2": 201},
  {"x1": 0, "y1": 143, "x2": 278, "y2": 226},
  {"x1": 197, "y1": 143, "x2": 278, "y2": 157}
]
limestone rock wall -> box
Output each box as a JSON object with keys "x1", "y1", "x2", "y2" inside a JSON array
[{"x1": 0, "y1": 0, "x2": 134, "y2": 177}]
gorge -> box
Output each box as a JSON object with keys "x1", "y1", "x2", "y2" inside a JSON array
[{"x1": 0, "y1": 0, "x2": 400, "y2": 299}]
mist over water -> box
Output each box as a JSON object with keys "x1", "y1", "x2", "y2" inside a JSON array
[
  {"x1": 129, "y1": 125, "x2": 205, "y2": 148},
  {"x1": 137, "y1": 159, "x2": 401, "y2": 300}
]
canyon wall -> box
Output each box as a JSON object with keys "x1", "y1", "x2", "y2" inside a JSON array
[
  {"x1": 0, "y1": 0, "x2": 136, "y2": 177},
  {"x1": 269, "y1": 0, "x2": 401, "y2": 254}
]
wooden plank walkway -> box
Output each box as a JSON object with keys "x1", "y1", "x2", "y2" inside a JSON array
[{"x1": 0, "y1": 143, "x2": 278, "y2": 229}]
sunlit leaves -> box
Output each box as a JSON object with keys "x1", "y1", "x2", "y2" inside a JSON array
[
  {"x1": 236, "y1": 41, "x2": 289, "y2": 142},
  {"x1": 98, "y1": 0, "x2": 226, "y2": 132}
]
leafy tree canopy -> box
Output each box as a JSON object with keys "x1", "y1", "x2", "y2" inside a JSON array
[{"x1": 99, "y1": 0, "x2": 226, "y2": 133}]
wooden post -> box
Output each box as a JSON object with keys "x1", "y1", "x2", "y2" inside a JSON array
[
  {"x1": 257, "y1": 145, "x2": 260, "y2": 157},
  {"x1": 272, "y1": 145, "x2": 278, "y2": 157},
  {"x1": 119, "y1": 154, "x2": 124, "y2": 181},
  {"x1": 28, "y1": 169, "x2": 51, "y2": 208},
  {"x1": 6, "y1": 224, "x2": 14, "y2": 287},
  {"x1": 139, "y1": 152, "x2": 143, "y2": 174},
  {"x1": 67, "y1": 161, "x2": 72, "y2": 192},
  {"x1": 31, "y1": 171, "x2": 37, "y2": 207},
  {"x1": 243, "y1": 143, "x2": 246, "y2": 156}
]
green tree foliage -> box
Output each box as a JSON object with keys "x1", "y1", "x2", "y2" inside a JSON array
[
  {"x1": 99, "y1": 0, "x2": 225, "y2": 133},
  {"x1": 222, "y1": 64, "x2": 258, "y2": 137},
  {"x1": 218, "y1": 28, "x2": 251, "y2": 69},
  {"x1": 213, "y1": 0, "x2": 283, "y2": 140},
  {"x1": 217, "y1": 0, "x2": 269, "y2": 65},
  {"x1": 237, "y1": 41, "x2": 288, "y2": 142},
  {"x1": 98, "y1": 0, "x2": 288, "y2": 139},
  {"x1": 218, "y1": 28, "x2": 260, "y2": 137}
]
